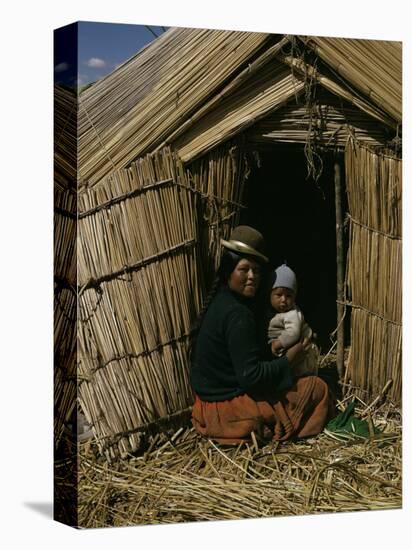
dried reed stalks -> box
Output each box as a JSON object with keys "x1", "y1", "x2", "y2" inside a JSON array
[
  {"x1": 54, "y1": 85, "x2": 77, "y2": 190},
  {"x1": 78, "y1": 28, "x2": 272, "y2": 185},
  {"x1": 173, "y1": 59, "x2": 305, "y2": 163},
  {"x1": 54, "y1": 85, "x2": 77, "y2": 448},
  {"x1": 78, "y1": 144, "x2": 248, "y2": 459},
  {"x1": 344, "y1": 142, "x2": 402, "y2": 403},
  {"x1": 71, "y1": 389, "x2": 401, "y2": 528},
  {"x1": 305, "y1": 37, "x2": 401, "y2": 123},
  {"x1": 247, "y1": 89, "x2": 390, "y2": 148}
]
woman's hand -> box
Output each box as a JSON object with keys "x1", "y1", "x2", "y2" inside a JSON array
[{"x1": 285, "y1": 337, "x2": 311, "y2": 365}]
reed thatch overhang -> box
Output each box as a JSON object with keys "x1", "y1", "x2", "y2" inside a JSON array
[{"x1": 53, "y1": 28, "x2": 403, "y2": 459}]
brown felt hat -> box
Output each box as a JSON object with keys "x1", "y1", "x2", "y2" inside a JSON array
[{"x1": 221, "y1": 225, "x2": 268, "y2": 263}]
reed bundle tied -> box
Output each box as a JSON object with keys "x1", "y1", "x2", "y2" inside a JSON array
[
  {"x1": 54, "y1": 282, "x2": 77, "y2": 447},
  {"x1": 55, "y1": 188, "x2": 77, "y2": 283},
  {"x1": 305, "y1": 37, "x2": 402, "y2": 123},
  {"x1": 78, "y1": 145, "x2": 248, "y2": 459},
  {"x1": 173, "y1": 52, "x2": 305, "y2": 163},
  {"x1": 78, "y1": 28, "x2": 272, "y2": 185},
  {"x1": 344, "y1": 143, "x2": 402, "y2": 403},
  {"x1": 70, "y1": 391, "x2": 401, "y2": 528},
  {"x1": 54, "y1": 224, "x2": 77, "y2": 447},
  {"x1": 54, "y1": 83, "x2": 77, "y2": 448}
]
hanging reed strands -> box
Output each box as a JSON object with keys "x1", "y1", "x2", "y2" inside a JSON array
[
  {"x1": 78, "y1": 145, "x2": 248, "y2": 459},
  {"x1": 247, "y1": 89, "x2": 390, "y2": 148},
  {"x1": 277, "y1": 53, "x2": 397, "y2": 131},
  {"x1": 344, "y1": 142, "x2": 402, "y2": 403},
  {"x1": 186, "y1": 141, "x2": 249, "y2": 278}
]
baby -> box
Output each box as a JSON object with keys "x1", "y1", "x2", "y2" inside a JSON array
[{"x1": 267, "y1": 264, "x2": 318, "y2": 377}]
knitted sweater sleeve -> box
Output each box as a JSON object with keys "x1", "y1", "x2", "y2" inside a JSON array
[
  {"x1": 278, "y1": 309, "x2": 303, "y2": 349},
  {"x1": 224, "y1": 304, "x2": 293, "y2": 394}
]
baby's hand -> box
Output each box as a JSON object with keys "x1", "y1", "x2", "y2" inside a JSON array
[{"x1": 271, "y1": 339, "x2": 284, "y2": 355}]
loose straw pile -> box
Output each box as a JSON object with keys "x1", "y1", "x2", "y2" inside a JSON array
[
  {"x1": 345, "y1": 142, "x2": 402, "y2": 403},
  {"x1": 71, "y1": 390, "x2": 401, "y2": 528}
]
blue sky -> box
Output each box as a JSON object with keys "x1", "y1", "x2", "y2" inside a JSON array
[{"x1": 54, "y1": 21, "x2": 167, "y2": 89}]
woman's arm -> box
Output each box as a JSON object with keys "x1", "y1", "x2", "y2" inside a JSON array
[
  {"x1": 285, "y1": 337, "x2": 311, "y2": 365},
  {"x1": 225, "y1": 305, "x2": 294, "y2": 394}
]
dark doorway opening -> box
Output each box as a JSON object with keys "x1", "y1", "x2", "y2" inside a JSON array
[{"x1": 240, "y1": 146, "x2": 347, "y2": 352}]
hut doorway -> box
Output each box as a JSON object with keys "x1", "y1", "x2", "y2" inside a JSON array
[{"x1": 239, "y1": 146, "x2": 347, "y2": 352}]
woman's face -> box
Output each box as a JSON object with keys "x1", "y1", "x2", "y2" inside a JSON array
[{"x1": 228, "y1": 258, "x2": 261, "y2": 298}]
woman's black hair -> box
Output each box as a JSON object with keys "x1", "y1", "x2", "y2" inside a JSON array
[{"x1": 191, "y1": 251, "x2": 241, "y2": 338}]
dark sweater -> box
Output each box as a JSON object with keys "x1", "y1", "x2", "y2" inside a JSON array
[{"x1": 190, "y1": 286, "x2": 293, "y2": 401}]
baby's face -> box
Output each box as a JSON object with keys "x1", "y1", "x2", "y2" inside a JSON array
[{"x1": 270, "y1": 287, "x2": 296, "y2": 313}]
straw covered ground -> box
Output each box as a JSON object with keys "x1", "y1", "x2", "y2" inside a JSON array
[{"x1": 73, "y1": 385, "x2": 401, "y2": 529}]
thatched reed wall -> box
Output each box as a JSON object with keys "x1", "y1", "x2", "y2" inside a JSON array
[
  {"x1": 77, "y1": 143, "x2": 248, "y2": 459},
  {"x1": 345, "y1": 142, "x2": 402, "y2": 403},
  {"x1": 54, "y1": 85, "x2": 77, "y2": 448},
  {"x1": 54, "y1": 30, "x2": 403, "y2": 461}
]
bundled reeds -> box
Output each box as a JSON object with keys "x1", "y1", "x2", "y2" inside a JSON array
[
  {"x1": 173, "y1": 51, "x2": 305, "y2": 163},
  {"x1": 54, "y1": 85, "x2": 77, "y2": 190},
  {"x1": 305, "y1": 37, "x2": 402, "y2": 123},
  {"x1": 186, "y1": 141, "x2": 249, "y2": 277},
  {"x1": 78, "y1": 144, "x2": 248, "y2": 459},
  {"x1": 344, "y1": 142, "x2": 402, "y2": 402},
  {"x1": 54, "y1": 84, "x2": 77, "y2": 449},
  {"x1": 71, "y1": 391, "x2": 401, "y2": 528},
  {"x1": 54, "y1": 189, "x2": 77, "y2": 448},
  {"x1": 78, "y1": 28, "x2": 273, "y2": 185},
  {"x1": 247, "y1": 89, "x2": 390, "y2": 148}
]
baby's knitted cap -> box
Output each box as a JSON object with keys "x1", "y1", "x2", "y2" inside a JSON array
[{"x1": 272, "y1": 263, "x2": 297, "y2": 292}]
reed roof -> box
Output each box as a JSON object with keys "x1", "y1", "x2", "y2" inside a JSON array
[
  {"x1": 78, "y1": 29, "x2": 401, "y2": 186},
  {"x1": 305, "y1": 36, "x2": 402, "y2": 123},
  {"x1": 78, "y1": 28, "x2": 274, "y2": 185}
]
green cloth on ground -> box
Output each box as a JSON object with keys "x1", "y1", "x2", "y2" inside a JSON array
[{"x1": 325, "y1": 401, "x2": 380, "y2": 439}]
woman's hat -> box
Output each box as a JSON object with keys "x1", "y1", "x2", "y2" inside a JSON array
[{"x1": 221, "y1": 225, "x2": 268, "y2": 263}]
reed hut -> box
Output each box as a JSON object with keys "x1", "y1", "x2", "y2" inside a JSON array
[{"x1": 54, "y1": 28, "x2": 402, "y2": 460}]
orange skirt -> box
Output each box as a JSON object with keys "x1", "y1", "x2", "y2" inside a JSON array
[{"x1": 191, "y1": 376, "x2": 331, "y2": 444}]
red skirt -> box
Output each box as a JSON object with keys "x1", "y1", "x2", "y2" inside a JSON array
[{"x1": 191, "y1": 376, "x2": 331, "y2": 444}]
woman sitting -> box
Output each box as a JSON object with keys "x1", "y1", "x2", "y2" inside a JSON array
[{"x1": 190, "y1": 225, "x2": 332, "y2": 444}]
